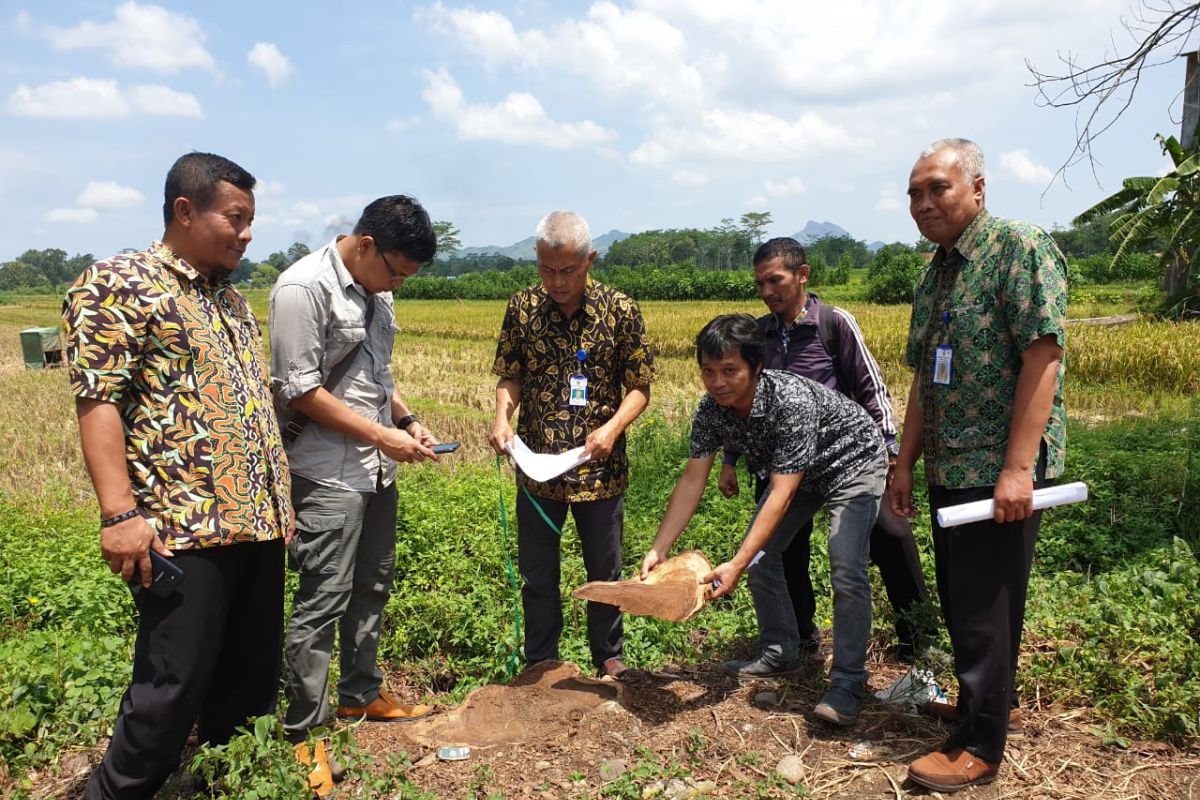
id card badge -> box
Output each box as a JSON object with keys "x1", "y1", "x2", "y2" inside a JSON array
[
  {"x1": 933, "y1": 344, "x2": 953, "y2": 385},
  {"x1": 568, "y1": 373, "x2": 588, "y2": 406}
]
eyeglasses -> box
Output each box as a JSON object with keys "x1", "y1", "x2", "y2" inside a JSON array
[{"x1": 375, "y1": 243, "x2": 405, "y2": 282}]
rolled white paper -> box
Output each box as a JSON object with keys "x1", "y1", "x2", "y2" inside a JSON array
[{"x1": 936, "y1": 481, "x2": 1088, "y2": 528}]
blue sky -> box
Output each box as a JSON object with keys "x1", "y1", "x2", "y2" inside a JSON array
[{"x1": 0, "y1": 0, "x2": 1189, "y2": 262}]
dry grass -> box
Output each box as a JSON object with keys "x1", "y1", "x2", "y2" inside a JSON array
[{"x1": 2, "y1": 294, "x2": 1197, "y2": 505}]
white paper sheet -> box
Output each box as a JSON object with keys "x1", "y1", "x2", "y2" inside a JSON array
[
  {"x1": 936, "y1": 481, "x2": 1088, "y2": 528},
  {"x1": 504, "y1": 435, "x2": 591, "y2": 483}
]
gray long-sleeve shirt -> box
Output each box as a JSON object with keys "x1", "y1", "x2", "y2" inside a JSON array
[{"x1": 268, "y1": 239, "x2": 398, "y2": 492}]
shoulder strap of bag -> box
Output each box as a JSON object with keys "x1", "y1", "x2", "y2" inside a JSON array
[
  {"x1": 815, "y1": 302, "x2": 849, "y2": 395},
  {"x1": 282, "y1": 296, "x2": 377, "y2": 445}
]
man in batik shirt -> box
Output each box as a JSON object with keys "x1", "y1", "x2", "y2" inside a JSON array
[
  {"x1": 489, "y1": 210, "x2": 656, "y2": 678},
  {"x1": 889, "y1": 138, "x2": 1067, "y2": 793},
  {"x1": 64, "y1": 152, "x2": 293, "y2": 800}
]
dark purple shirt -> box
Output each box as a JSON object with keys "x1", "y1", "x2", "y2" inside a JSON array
[{"x1": 725, "y1": 294, "x2": 897, "y2": 466}]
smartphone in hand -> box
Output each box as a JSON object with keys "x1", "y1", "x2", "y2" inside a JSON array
[
  {"x1": 431, "y1": 442, "x2": 461, "y2": 454},
  {"x1": 130, "y1": 550, "x2": 185, "y2": 597}
]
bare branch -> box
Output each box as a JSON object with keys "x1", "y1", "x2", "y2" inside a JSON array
[{"x1": 1026, "y1": 1, "x2": 1200, "y2": 190}]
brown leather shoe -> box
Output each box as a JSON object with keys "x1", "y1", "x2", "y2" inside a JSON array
[
  {"x1": 927, "y1": 700, "x2": 1026, "y2": 732},
  {"x1": 600, "y1": 657, "x2": 627, "y2": 678},
  {"x1": 908, "y1": 748, "x2": 999, "y2": 792},
  {"x1": 336, "y1": 688, "x2": 433, "y2": 722},
  {"x1": 294, "y1": 741, "x2": 334, "y2": 799}
]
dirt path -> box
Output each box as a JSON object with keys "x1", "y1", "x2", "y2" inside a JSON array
[{"x1": 33, "y1": 653, "x2": 1198, "y2": 799}]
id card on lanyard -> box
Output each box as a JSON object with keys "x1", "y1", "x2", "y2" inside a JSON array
[
  {"x1": 569, "y1": 348, "x2": 588, "y2": 407},
  {"x1": 932, "y1": 310, "x2": 953, "y2": 385}
]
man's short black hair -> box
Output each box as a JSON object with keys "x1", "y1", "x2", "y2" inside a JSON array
[
  {"x1": 696, "y1": 314, "x2": 764, "y2": 371},
  {"x1": 752, "y1": 237, "x2": 807, "y2": 272},
  {"x1": 163, "y1": 152, "x2": 256, "y2": 228},
  {"x1": 353, "y1": 195, "x2": 437, "y2": 264}
]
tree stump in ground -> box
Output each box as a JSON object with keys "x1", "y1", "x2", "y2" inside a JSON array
[{"x1": 572, "y1": 550, "x2": 712, "y2": 622}]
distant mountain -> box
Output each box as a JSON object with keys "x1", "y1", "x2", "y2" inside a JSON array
[
  {"x1": 790, "y1": 220, "x2": 852, "y2": 244},
  {"x1": 458, "y1": 229, "x2": 631, "y2": 260},
  {"x1": 868, "y1": 241, "x2": 887, "y2": 252}
]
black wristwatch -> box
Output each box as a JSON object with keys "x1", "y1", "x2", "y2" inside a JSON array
[{"x1": 395, "y1": 414, "x2": 418, "y2": 431}]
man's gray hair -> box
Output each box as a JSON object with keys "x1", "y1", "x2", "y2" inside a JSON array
[
  {"x1": 535, "y1": 211, "x2": 592, "y2": 254},
  {"x1": 921, "y1": 138, "x2": 985, "y2": 182}
]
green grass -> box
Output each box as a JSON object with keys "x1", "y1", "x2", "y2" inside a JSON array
[{"x1": 1, "y1": 290, "x2": 1198, "y2": 795}]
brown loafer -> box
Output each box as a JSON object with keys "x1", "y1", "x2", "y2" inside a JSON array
[
  {"x1": 336, "y1": 688, "x2": 433, "y2": 722},
  {"x1": 927, "y1": 700, "x2": 1025, "y2": 732},
  {"x1": 600, "y1": 657, "x2": 627, "y2": 678},
  {"x1": 908, "y1": 747, "x2": 999, "y2": 792},
  {"x1": 294, "y1": 741, "x2": 334, "y2": 799}
]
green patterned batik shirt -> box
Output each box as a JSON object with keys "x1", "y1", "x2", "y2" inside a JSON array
[
  {"x1": 904, "y1": 210, "x2": 1068, "y2": 489},
  {"x1": 493, "y1": 278, "x2": 657, "y2": 502}
]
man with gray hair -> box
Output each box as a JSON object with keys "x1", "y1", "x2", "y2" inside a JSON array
[
  {"x1": 890, "y1": 138, "x2": 1067, "y2": 792},
  {"x1": 490, "y1": 211, "x2": 657, "y2": 677}
]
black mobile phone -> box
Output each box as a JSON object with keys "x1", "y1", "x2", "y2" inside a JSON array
[
  {"x1": 431, "y1": 442, "x2": 461, "y2": 454},
  {"x1": 130, "y1": 550, "x2": 185, "y2": 597}
]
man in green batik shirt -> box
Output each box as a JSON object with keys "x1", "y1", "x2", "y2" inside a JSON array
[{"x1": 888, "y1": 138, "x2": 1067, "y2": 793}]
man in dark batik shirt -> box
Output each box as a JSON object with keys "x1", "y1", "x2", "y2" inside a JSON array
[
  {"x1": 490, "y1": 210, "x2": 657, "y2": 678},
  {"x1": 641, "y1": 315, "x2": 888, "y2": 727}
]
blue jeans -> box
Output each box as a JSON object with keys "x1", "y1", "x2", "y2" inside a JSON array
[{"x1": 746, "y1": 456, "x2": 886, "y2": 690}]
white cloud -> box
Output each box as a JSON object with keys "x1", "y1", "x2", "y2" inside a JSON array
[
  {"x1": 421, "y1": 69, "x2": 615, "y2": 149},
  {"x1": 743, "y1": 194, "x2": 769, "y2": 208},
  {"x1": 416, "y1": 3, "x2": 540, "y2": 69},
  {"x1": 77, "y1": 181, "x2": 143, "y2": 209},
  {"x1": 876, "y1": 184, "x2": 904, "y2": 212},
  {"x1": 47, "y1": 2, "x2": 216, "y2": 75},
  {"x1": 670, "y1": 169, "x2": 709, "y2": 186},
  {"x1": 630, "y1": 108, "x2": 868, "y2": 168},
  {"x1": 44, "y1": 207, "x2": 98, "y2": 223},
  {"x1": 256, "y1": 180, "x2": 287, "y2": 196},
  {"x1": 417, "y1": 2, "x2": 704, "y2": 106},
  {"x1": 4, "y1": 78, "x2": 202, "y2": 119},
  {"x1": 13, "y1": 10, "x2": 30, "y2": 33},
  {"x1": 125, "y1": 84, "x2": 204, "y2": 117},
  {"x1": 764, "y1": 176, "x2": 805, "y2": 197},
  {"x1": 247, "y1": 42, "x2": 293, "y2": 88},
  {"x1": 1000, "y1": 148, "x2": 1054, "y2": 185}
]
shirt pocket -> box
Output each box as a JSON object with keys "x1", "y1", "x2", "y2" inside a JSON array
[
  {"x1": 324, "y1": 325, "x2": 366, "y2": 375},
  {"x1": 940, "y1": 425, "x2": 1007, "y2": 452}
]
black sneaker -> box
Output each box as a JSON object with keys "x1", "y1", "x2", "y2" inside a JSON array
[
  {"x1": 813, "y1": 685, "x2": 863, "y2": 726},
  {"x1": 723, "y1": 654, "x2": 803, "y2": 679}
]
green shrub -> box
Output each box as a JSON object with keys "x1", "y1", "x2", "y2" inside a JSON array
[{"x1": 865, "y1": 247, "x2": 925, "y2": 304}]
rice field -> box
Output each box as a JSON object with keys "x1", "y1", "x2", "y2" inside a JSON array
[{"x1": 1, "y1": 293, "x2": 1197, "y2": 504}]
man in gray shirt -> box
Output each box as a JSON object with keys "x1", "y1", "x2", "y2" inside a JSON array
[{"x1": 269, "y1": 196, "x2": 438, "y2": 797}]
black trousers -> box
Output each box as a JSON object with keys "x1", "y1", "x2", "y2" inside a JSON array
[
  {"x1": 85, "y1": 538, "x2": 284, "y2": 800},
  {"x1": 516, "y1": 491, "x2": 624, "y2": 669},
  {"x1": 928, "y1": 463, "x2": 1050, "y2": 765},
  {"x1": 759, "y1": 478, "x2": 929, "y2": 655}
]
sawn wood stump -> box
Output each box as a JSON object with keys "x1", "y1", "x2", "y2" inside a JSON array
[{"x1": 572, "y1": 550, "x2": 712, "y2": 622}]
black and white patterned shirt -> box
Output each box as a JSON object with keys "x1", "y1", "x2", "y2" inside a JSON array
[{"x1": 690, "y1": 370, "x2": 885, "y2": 497}]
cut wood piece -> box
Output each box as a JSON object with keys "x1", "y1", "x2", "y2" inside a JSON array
[{"x1": 572, "y1": 550, "x2": 713, "y2": 622}]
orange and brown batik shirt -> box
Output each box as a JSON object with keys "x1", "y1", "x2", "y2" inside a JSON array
[{"x1": 63, "y1": 241, "x2": 292, "y2": 550}]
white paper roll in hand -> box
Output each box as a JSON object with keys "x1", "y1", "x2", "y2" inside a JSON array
[{"x1": 936, "y1": 482, "x2": 1088, "y2": 528}]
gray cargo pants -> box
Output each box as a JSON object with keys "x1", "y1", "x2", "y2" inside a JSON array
[{"x1": 283, "y1": 474, "x2": 397, "y2": 741}]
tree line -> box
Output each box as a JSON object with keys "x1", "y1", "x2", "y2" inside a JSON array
[{"x1": 0, "y1": 209, "x2": 1167, "y2": 305}]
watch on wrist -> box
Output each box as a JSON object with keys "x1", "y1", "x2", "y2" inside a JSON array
[
  {"x1": 395, "y1": 414, "x2": 418, "y2": 431},
  {"x1": 886, "y1": 440, "x2": 901, "y2": 457}
]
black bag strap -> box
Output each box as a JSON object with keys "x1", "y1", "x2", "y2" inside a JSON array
[
  {"x1": 282, "y1": 295, "x2": 377, "y2": 445},
  {"x1": 815, "y1": 302, "x2": 849, "y2": 395}
]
